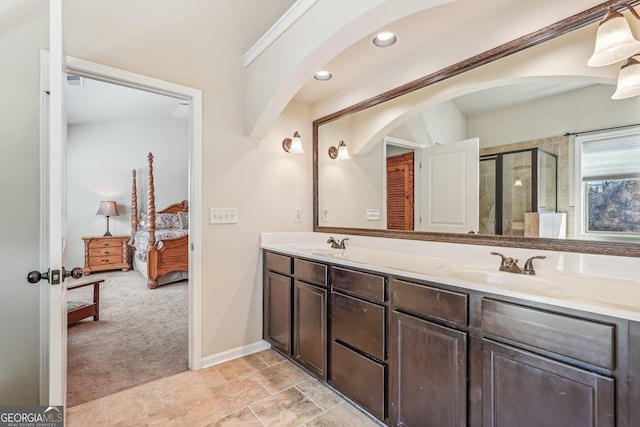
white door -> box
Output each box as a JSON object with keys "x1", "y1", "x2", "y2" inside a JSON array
[
  {"x1": 422, "y1": 138, "x2": 479, "y2": 233},
  {"x1": 43, "y1": 0, "x2": 77, "y2": 405},
  {"x1": 0, "y1": 0, "x2": 50, "y2": 405}
]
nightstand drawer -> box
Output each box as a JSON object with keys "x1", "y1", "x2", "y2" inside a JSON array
[
  {"x1": 89, "y1": 255, "x2": 124, "y2": 266},
  {"x1": 88, "y1": 247, "x2": 123, "y2": 257},
  {"x1": 88, "y1": 239, "x2": 125, "y2": 249}
]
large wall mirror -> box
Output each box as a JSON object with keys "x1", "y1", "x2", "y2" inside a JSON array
[{"x1": 314, "y1": 1, "x2": 640, "y2": 257}]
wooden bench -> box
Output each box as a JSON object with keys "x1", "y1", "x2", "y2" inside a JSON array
[{"x1": 67, "y1": 279, "x2": 104, "y2": 325}]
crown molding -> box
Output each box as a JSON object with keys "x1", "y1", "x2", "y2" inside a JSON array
[{"x1": 243, "y1": 0, "x2": 319, "y2": 67}]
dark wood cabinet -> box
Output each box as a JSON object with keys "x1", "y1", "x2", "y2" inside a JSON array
[
  {"x1": 262, "y1": 249, "x2": 637, "y2": 427},
  {"x1": 332, "y1": 292, "x2": 385, "y2": 360},
  {"x1": 293, "y1": 279, "x2": 327, "y2": 379},
  {"x1": 389, "y1": 311, "x2": 467, "y2": 427},
  {"x1": 482, "y1": 339, "x2": 615, "y2": 427},
  {"x1": 263, "y1": 271, "x2": 292, "y2": 355},
  {"x1": 331, "y1": 341, "x2": 386, "y2": 420}
]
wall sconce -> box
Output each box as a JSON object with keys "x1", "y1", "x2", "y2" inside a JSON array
[
  {"x1": 612, "y1": 56, "x2": 640, "y2": 98},
  {"x1": 588, "y1": 4, "x2": 640, "y2": 99},
  {"x1": 514, "y1": 177, "x2": 523, "y2": 187},
  {"x1": 282, "y1": 131, "x2": 304, "y2": 154},
  {"x1": 328, "y1": 141, "x2": 350, "y2": 160},
  {"x1": 96, "y1": 200, "x2": 119, "y2": 236}
]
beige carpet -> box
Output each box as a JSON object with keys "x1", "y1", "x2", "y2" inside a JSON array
[{"x1": 66, "y1": 270, "x2": 188, "y2": 407}]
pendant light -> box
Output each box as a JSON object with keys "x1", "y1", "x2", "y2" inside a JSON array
[
  {"x1": 588, "y1": 6, "x2": 640, "y2": 67},
  {"x1": 612, "y1": 56, "x2": 640, "y2": 99}
]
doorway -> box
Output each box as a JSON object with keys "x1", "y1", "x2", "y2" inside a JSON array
[
  {"x1": 59, "y1": 57, "x2": 203, "y2": 405},
  {"x1": 386, "y1": 151, "x2": 415, "y2": 230},
  {"x1": 65, "y1": 73, "x2": 192, "y2": 405}
]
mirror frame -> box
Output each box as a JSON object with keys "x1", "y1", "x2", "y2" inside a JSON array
[{"x1": 313, "y1": 0, "x2": 640, "y2": 257}]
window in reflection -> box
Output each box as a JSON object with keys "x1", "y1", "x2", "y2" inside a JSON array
[{"x1": 577, "y1": 126, "x2": 640, "y2": 239}]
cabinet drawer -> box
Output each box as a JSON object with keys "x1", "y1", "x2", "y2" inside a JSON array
[
  {"x1": 265, "y1": 252, "x2": 292, "y2": 275},
  {"x1": 481, "y1": 299, "x2": 615, "y2": 369},
  {"x1": 332, "y1": 292, "x2": 385, "y2": 360},
  {"x1": 88, "y1": 239, "x2": 123, "y2": 249},
  {"x1": 294, "y1": 258, "x2": 327, "y2": 287},
  {"x1": 391, "y1": 279, "x2": 468, "y2": 327},
  {"x1": 88, "y1": 247, "x2": 123, "y2": 257},
  {"x1": 89, "y1": 255, "x2": 123, "y2": 266},
  {"x1": 332, "y1": 266, "x2": 385, "y2": 303},
  {"x1": 330, "y1": 341, "x2": 386, "y2": 421}
]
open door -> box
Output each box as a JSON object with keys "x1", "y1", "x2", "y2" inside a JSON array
[
  {"x1": 422, "y1": 138, "x2": 479, "y2": 233},
  {"x1": 387, "y1": 152, "x2": 415, "y2": 230},
  {"x1": 30, "y1": 0, "x2": 82, "y2": 406}
]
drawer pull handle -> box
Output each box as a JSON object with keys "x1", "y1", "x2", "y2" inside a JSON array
[{"x1": 104, "y1": 251, "x2": 109, "y2": 254}]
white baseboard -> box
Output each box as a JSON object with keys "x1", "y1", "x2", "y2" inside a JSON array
[{"x1": 200, "y1": 340, "x2": 272, "y2": 369}]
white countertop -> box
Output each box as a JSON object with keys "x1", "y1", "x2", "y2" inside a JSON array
[{"x1": 261, "y1": 232, "x2": 640, "y2": 322}]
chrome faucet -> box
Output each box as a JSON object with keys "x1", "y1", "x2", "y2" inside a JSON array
[
  {"x1": 491, "y1": 252, "x2": 546, "y2": 275},
  {"x1": 327, "y1": 237, "x2": 349, "y2": 249}
]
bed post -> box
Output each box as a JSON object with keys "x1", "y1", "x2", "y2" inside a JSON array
[
  {"x1": 146, "y1": 152, "x2": 158, "y2": 289},
  {"x1": 131, "y1": 169, "x2": 138, "y2": 237}
]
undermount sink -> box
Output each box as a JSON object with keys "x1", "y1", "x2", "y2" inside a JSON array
[
  {"x1": 447, "y1": 269, "x2": 560, "y2": 291},
  {"x1": 304, "y1": 247, "x2": 342, "y2": 256}
]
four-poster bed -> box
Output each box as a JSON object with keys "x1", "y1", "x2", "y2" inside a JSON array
[{"x1": 129, "y1": 152, "x2": 189, "y2": 288}]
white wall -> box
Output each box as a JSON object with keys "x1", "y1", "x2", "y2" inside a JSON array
[
  {"x1": 0, "y1": 0, "x2": 48, "y2": 404},
  {"x1": 62, "y1": 0, "x2": 315, "y2": 357},
  {"x1": 467, "y1": 84, "x2": 640, "y2": 148},
  {"x1": 66, "y1": 117, "x2": 188, "y2": 268}
]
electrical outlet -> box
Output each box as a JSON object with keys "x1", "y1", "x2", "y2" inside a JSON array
[
  {"x1": 322, "y1": 208, "x2": 329, "y2": 222},
  {"x1": 294, "y1": 208, "x2": 302, "y2": 223}
]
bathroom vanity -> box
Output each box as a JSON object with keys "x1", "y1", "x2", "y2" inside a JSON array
[{"x1": 262, "y1": 235, "x2": 640, "y2": 427}]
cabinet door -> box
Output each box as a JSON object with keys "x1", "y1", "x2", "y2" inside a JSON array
[
  {"x1": 482, "y1": 339, "x2": 615, "y2": 427},
  {"x1": 263, "y1": 271, "x2": 292, "y2": 355},
  {"x1": 390, "y1": 311, "x2": 467, "y2": 427},
  {"x1": 293, "y1": 280, "x2": 327, "y2": 379}
]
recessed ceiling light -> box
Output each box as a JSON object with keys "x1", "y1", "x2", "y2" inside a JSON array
[
  {"x1": 371, "y1": 31, "x2": 397, "y2": 48},
  {"x1": 314, "y1": 70, "x2": 333, "y2": 81}
]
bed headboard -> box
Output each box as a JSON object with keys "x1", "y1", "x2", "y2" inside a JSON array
[{"x1": 159, "y1": 200, "x2": 189, "y2": 214}]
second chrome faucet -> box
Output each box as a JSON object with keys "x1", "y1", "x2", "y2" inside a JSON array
[
  {"x1": 327, "y1": 237, "x2": 349, "y2": 249},
  {"x1": 491, "y1": 252, "x2": 546, "y2": 275}
]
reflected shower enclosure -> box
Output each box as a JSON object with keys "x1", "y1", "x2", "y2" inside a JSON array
[{"x1": 479, "y1": 148, "x2": 557, "y2": 236}]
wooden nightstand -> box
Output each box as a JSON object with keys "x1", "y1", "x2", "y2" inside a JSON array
[{"x1": 82, "y1": 236, "x2": 131, "y2": 275}]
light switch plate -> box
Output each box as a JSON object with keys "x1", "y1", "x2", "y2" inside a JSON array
[
  {"x1": 366, "y1": 209, "x2": 380, "y2": 221},
  {"x1": 210, "y1": 208, "x2": 238, "y2": 224}
]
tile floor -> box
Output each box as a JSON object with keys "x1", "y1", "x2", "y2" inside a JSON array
[{"x1": 67, "y1": 349, "x2": 382, "y2": 426}]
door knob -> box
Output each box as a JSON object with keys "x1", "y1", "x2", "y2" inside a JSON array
[
  {"x1": 27, "y1": 269, "x2": 50, "y2": 283},
  {"x1": 63, "y1": 267, "x2": 83, "y2": 280}
]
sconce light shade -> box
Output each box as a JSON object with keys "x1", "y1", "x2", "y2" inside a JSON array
[
  {"x1": 283, "y1": 131, "x2": 304, "y2": 154},
  {"x1": 612, "y1": 56, "x2": 640, "y2": 99},
  {"x1": 328, "y1": 140, "x2": 350, "y2": 160},
  {"x1": 588, "y1": 7, "x2": 640, "y2": 67},
  {"x1": 96, "y1": 200, "x2": 119, "y2": 236},
  {"x1": 514, "y1": 177, "x2": 523, "y2": 187}
]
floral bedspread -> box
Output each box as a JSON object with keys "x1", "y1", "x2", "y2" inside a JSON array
[{"x1": 131, "y1": 229, "x2": 188, "y2": 262}]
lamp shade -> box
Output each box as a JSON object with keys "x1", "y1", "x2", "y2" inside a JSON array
[
  {"x1": 96, "y1": 201, "x2": 119, "y2": 217},
  {"x1": 336, "y1": 141, "x2": 350, "y2": 160},
  {"x1": 288, "y1": 132, "x2": 304, "y2": 154},
  {"x1": 612, "y1": 56, "x2": 640, "y2": 99},
  {"x1": 588, "y1": 8, "x2": 640, "y2": 67}
]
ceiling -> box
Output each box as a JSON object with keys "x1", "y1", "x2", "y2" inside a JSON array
[
  {"x1": 291, "y1": 0, "x2": 606, "y2": 105},
  {"x1": 65, "y1": 76, "x2": 187, "y2": 125},
  {"x1": 65, "y1": 0, "x2": 609, "y2": 125}
]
